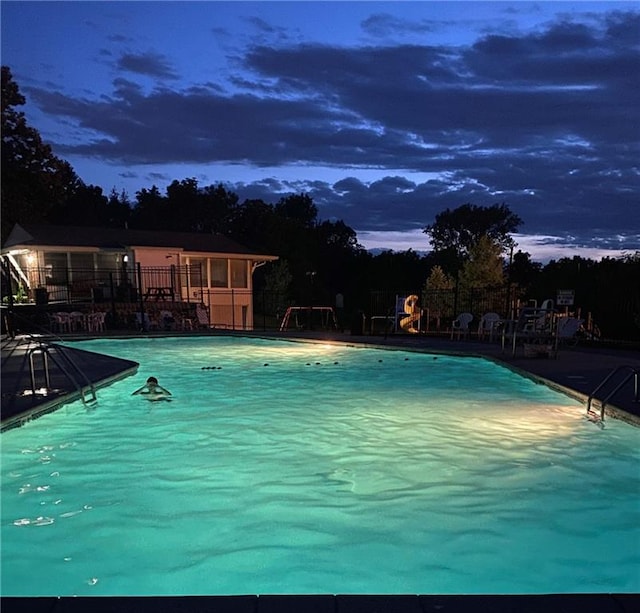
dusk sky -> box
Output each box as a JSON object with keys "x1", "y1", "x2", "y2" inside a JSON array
[{"x1": 2, "y1": 1, "x2": 639, "y2": 261}]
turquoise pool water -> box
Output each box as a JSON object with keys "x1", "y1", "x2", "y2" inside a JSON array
[{"x1": 1, "y1": 336, "x2": 639, "y2": 596}]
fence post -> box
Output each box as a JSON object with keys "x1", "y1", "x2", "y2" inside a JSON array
[
  {"x1": 186, "y1": 264, "x2": 191, "y2": 304},
  {"x1": 65, "y1": 265, "x2": 71, "y2": 304},
  {"x1": 231, "y1": 289, "x2": 235, "y2": 330},
  {"x1": 3, "y1": 258, "x2": 15, "y2": 338},
  {"x1": 109, "y1": 272, "x2": 117, "y2": 322},
  {"x1": 137, "y1": 263, "x2": 145, "y2": 328},
  {"x1": 453, "y1": 275, "x2": 459, "y2": 321},
  {"x1": 170, "y1": 264, "x2": 176, "y2": 300}
]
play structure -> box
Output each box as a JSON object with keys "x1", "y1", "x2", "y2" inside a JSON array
[
  {"x1": 279, "y1": 306, "x2": 338, "y2": 331},
  {"x1": 397, "y1": 294, "x2": 421, "y2": 333}
]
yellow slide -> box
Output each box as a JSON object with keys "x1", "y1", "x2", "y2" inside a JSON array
[{"x1": 399, "y1": 294, "x2": 420, "y2": 333}]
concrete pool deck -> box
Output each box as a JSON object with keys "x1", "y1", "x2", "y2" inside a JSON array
[
  {"x1": 1, "y1": 331, "x2": 639, "y2": 610},
  {"x1": 2, "y1": 330, "x2": 639, "y2": 429}
]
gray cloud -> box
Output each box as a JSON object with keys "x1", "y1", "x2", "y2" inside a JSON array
[
  {"x1": 360, "y1": 13, "x2": 438, "y2": 37},
  {"x1": 117, "y1": 51, "x2": 179, "y2": 79},
  {"x1": 21, "y1": 9, "x2": 640, "y2": 250}
]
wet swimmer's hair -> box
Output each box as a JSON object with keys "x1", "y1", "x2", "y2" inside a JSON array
[{"x1": 147, "y1": 377, "x2": 158, "y2": 385}]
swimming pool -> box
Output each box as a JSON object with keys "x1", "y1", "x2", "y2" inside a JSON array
[{"x1": 1, "y1": 336, "x2": 639, "y2": 596}]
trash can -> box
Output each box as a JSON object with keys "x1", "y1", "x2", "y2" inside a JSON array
[{"x1": 34, "y1": 287, "x2": 48, "y2": 305}]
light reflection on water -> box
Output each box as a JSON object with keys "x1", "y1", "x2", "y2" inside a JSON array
[{"x1": 1, "y1": 336, "x2": 639, "y2": 596}]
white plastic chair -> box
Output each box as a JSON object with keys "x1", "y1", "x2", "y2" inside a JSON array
[
  {"x1": 451, "y1": 312, "x2": 473, "y2": 340},
  {"x1": 478, "y1": 312, "x2": 501, "y2": 341},
  {"x1": 69, "y1": 311, "x2": 86, "y2": 332},
  {"x1": 160, "y1": 310, "x2": 176, "y2": 330},
  {"x1": 53, "y1": 312, "x2": 71, "y2": 333},
  {"x1": 135, "y1": 312, "x2": 151, "y2": 331},
  {"x1": 47, "y1": 313, "x2": 63, "y2": 333},
  {"x1": 88, "y1": 312, "x2": 106, "y2": 332}
]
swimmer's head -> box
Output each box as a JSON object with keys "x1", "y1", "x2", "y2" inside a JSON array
[{"x1": 147, "y1": 377, "x2": 158, "y2": 385}]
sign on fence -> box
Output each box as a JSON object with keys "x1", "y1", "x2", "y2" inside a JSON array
[{"x1": 556, "y1": 289, "x2": 575, "y2": 306}]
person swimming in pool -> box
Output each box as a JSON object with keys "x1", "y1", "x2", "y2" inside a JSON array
[{"x1": 132, "y1": 376, "x2": 172, "y2": 401}]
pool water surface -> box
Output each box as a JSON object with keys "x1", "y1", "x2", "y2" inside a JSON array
[{"x1": 1, "y1": 336, "x2": 639, "y2": 596}]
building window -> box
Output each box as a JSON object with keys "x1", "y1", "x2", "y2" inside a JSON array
[
  {"x1": 96, "y1": 253, "x2": 119, "y2": 270},
  {"x1": 230, "y1": 259, "x2": 247, "y2": 288},
  {"x1": 210, "y1": 258, "x2": 228, "y2": 288},
  {"x1": 188, "y1": 258, "x2": 206, "y2": 287},
  {"x1": 43, "y1": 252, "x2": 68, "y2": 284},
  {"x1": 70, "y1": 252, "x2": 95, "y2": 282}
]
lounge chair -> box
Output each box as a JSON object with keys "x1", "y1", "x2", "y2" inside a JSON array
[
  {"x1": 540, "y1": 298, "x2": 554, "y2": 311},
  {"x1": 556, "y1": 316, "x2": 584, "y2": 346},
  {"x1": 196, "y1": 305, "x2": 210, "y2": 329},
  {"x1": 505, "y1": 306, "x2": 558, "y2": 356},
  {"x1": 533, "y1": 299, "x2": 555, "y2": 332},
  {"x1": 451, "y1": 312, "x2": 473, "y2": 340}
]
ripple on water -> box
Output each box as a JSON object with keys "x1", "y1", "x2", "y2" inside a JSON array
[{"x1": 1, "y1": 337, "x2": 639, "y2": 596}]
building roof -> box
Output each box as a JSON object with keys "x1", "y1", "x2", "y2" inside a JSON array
[{"x1": 2, "y1": 223, "x2": 277, "y2": 260}]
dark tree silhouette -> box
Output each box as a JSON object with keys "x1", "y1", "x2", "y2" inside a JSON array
[
  {"x1": 424, "y1": 203, "x2": 522, "y2": 274},
  {"x1": 1, "y1": 66, "x2": 80, "y2": 241}
]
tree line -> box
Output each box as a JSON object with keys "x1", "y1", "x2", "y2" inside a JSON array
[{"x1": 2, "y1": 66, "x2": 638, "y2": 340}]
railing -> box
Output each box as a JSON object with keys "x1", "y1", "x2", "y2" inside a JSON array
[
  {"x1": 3, "y1": 310, "x2": 97, "y2": 406},
  {"x1": 4, "y1": 265, "x2": 203, "y2": 305},
  {"x1": 28, "y1": 342, "x2": 97, "y2": 406},
  {"x1": 586, "y1": 365, "x2": 639, "y2": 422}
]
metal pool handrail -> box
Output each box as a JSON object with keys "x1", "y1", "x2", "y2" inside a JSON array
[
  {"x1": 4, "y1": 309, "x2": 97, "y2": 405},
  {"x1": 587, "y1": 365, "x2": 639, "y2": 422},
  {"x1": 27, "y1": 341, "x2": 97, "y2": 406}
]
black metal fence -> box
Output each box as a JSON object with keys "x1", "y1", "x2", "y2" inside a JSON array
[
  {"x1": 365, "y1": 285, "x2": 637, "y2": 341},
  {"x1": 4, "y1": 259, "x2": 637, "y2": 340},
  {"x1": 368, "y1": 286, "x2": 516, "y2": 333},
  {"x1": 250, "y1": 287, "x2": 517, "y2": 333}
]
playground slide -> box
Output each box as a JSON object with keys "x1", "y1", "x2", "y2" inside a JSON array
[{"x1": 399, "y1": 294, "x2": 420, "y2": 333}]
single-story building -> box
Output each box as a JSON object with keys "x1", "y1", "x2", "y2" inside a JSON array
[{"x1": 1, "y1": 223, "x2": 278, "y2": 330}]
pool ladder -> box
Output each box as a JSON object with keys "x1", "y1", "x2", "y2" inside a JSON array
[
  {"x1": 586, "y1": 365, "x2": 639, "y2": 422},
  {"x1": 28, "y1": 342, "x2": 97, "y2": 406}
]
